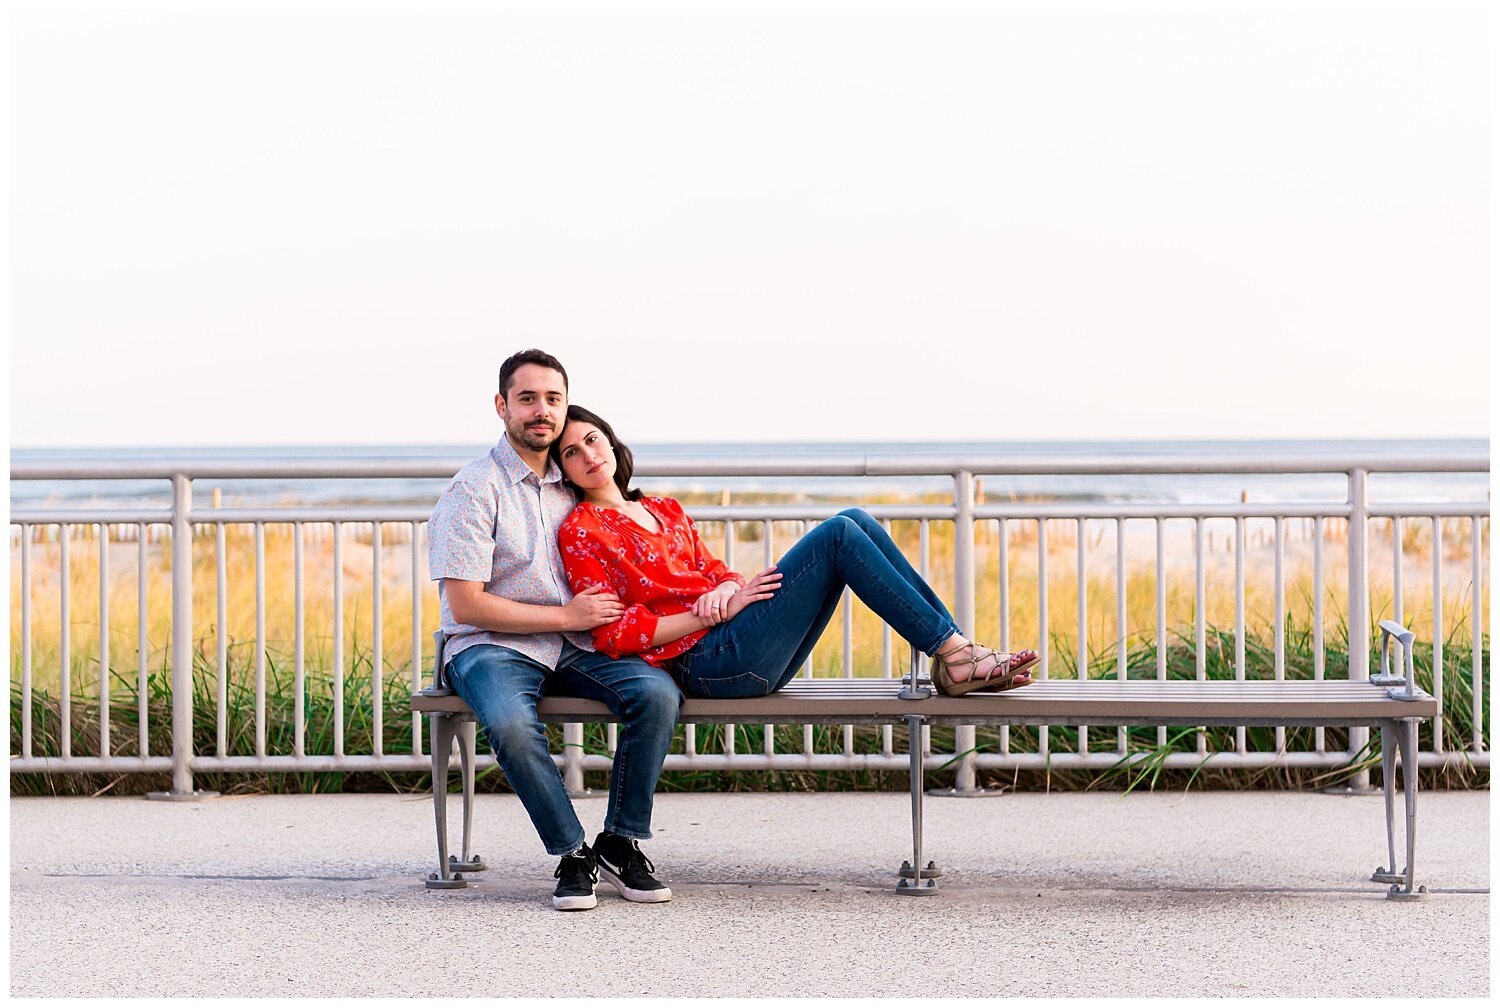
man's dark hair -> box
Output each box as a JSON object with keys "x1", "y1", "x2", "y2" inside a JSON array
[
  {"x1": 549, "y1": 404, "x2": 644, "y2": 502},
  {"x1": 497, "y1": 349, "x2": 569, "y2": 399}
]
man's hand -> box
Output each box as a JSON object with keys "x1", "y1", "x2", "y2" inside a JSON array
[
  {"x1": 563, "y1": 584, "x2": 626, "y2": 630},
  {"x1": 723, "y1": 566, "x2": 782, "y2": 620},
  {"x1": 690, "y1": 582, "x2": 740, "y2": 625}
]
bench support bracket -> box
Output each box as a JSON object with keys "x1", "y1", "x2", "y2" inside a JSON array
[
  {"x1": 424, "y1": 713, "x2": 487, "y2": 890},
  {"x1": 896, "y1": 714, "x2": 940, "y2": 895},
  {"x1": 1374, "y1": 717, "x2": 1429, "y2": 901}
]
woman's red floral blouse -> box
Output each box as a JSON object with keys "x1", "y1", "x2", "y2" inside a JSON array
[{"x1": 558, "y1": 496, "x2": 745, "y2": 667}]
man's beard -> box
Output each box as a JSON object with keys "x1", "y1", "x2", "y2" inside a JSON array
[{"x1": 510, "y1": 419, "x2": 556, "y2": 451}]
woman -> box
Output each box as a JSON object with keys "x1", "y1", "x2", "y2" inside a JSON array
[{"x1": 551, "y1": 406, "x2": 1037, "y2": 698}]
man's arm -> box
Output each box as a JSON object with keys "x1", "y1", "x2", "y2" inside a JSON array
[{"x1": 444, "y1": 578, "x2": 624, "y2": 633}]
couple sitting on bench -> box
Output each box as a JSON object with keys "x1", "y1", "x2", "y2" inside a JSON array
[{"x1": 427, "y1": 348, "x2": 1037, "y2": 911}]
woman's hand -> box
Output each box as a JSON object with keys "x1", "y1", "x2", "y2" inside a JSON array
[
  {"x1": 723, "y1": 566, "x2": 781, "y2": 620},
  {"x1": 691, "y1": 581, "x2": 739, "y2": 625}
]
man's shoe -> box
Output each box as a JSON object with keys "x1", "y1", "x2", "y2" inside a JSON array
[
  {"x1": 552, "y1": 846, "x2": 598, "y2": 911},
  {"x1": 593, "y1": 831, "x2": 672, "y2": 903}
]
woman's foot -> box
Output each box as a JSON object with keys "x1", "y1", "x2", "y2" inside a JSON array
[{"x1": 931, "y1": 638, "x2": 1039, "y2": 696}]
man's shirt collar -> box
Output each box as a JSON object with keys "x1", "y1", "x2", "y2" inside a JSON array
[{"x1": 491, "y1": 435, "x2": 562, "y2": 486}]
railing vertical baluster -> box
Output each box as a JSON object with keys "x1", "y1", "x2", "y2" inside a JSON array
[
  {"x1": 952, "y1": 471, "x2": 978, "y2": 791},
  {"x1": 725, "y1": 508, "x2": 739, "y2": 755},
  {"x1": 841, "y1": 589, "x2": 853, "y2": 677},
  {"x1": 881, "y1": 518, "x2": 893, "y2": 680},
  {"x1": 21, "y1": 525, "x2": 32, "y2": 759},
  {"x1": 1393, "y1": 516, "x2": 1404, "y2": 628},
  {"x1": 1037, "y1": 517, "x2": 1049, "y2": 759},
  {"x1": 410, "y1": 522, "x2": 423, "y2": 756},
  {"x1": 1273, "y1": 516, "x2": 1285, "y2": 751},
  {"x1": 372, "y1": 521, "x2": 383, "y2": 758},
  {"x1": 60, "y1": 524, "x2": 71, "y2": 758},
  {"x1": 215, "y1": 522, "x2": 227, "y2": 758},
  {"x1": 294, "y1": 521, "x2": 305, "y2": 759},
  {"x1": 137, "y1": 523, "x2": 148, "y2": 758},
  {"x1": 997, "y1": 516, "x2": 1010, "y2": 755},
  {"x1": 1154, "y1": 517, "x2": 1165, "y2": 750},
  {"x1": 1471, "y1": 515, "x2": 1484, "y2": 753},
  {"x1": 998, "y1": 517, "x2": 1010, "y2": 652},
  {"x1": 1115, "y1": 518, "x2": 1127, "y2": 756},
  {"x1": 1346, "y1": 468, "x2": 1371, "y2": 791},
  {"x1": 333, "y1": 521, "x2": 345, "y2": 759},
  {"x1": 1233, "y1": 516, "x2": 1245, "y2": 753},
  {"x1": 765, "y1": 520, "x2": 775, "y2": 757},
  {"x1": 1431, "y1": 516, "x2": 1443, "y2": 754},
  {"x1": 254, "y1": 523, "x2": 266, "y2": 759},
  {"x1": 98, "y1": 524, "x2": 110, "y2": 758},
  {"x1": 804, "y1": 519, "x2": 818, "y2": 680},
  {"x1": 1076, "y1": 517, "x2": 1088, "y2": 756},
  {"x1": 1313, "y1": 516, "x2": 1325, "y2": 753},
  {"x1": 1193, "y1": 518, "x2": 1205, "y2": 755}
]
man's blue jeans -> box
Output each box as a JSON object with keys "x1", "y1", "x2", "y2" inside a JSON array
[
  {"x1": 677, "y1": 507, "x2": 962, "y2": 698},
  {"x1": 446, "y1": 641, "x2": 680, "y2": 855}
]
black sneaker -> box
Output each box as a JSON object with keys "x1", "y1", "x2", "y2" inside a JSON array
[
  {"x1": 552, "y1": 846, "x2": 598, "y2": 911},
  {"x1": 593, "y1": 831, "x2": 672, "y2": 904}
]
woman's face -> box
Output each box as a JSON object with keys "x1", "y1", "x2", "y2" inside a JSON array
[{"x1": 557, "y1": 420, "x2": 617, "y2": 494}]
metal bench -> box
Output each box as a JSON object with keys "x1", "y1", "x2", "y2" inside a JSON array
[{"x1": 411, "y1": 620, "x2": 1438, "y2": 901}]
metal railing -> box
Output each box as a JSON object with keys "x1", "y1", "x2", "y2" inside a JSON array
[{"x1": 9, "y1": 449, "x2": 1490, "y2": 795}]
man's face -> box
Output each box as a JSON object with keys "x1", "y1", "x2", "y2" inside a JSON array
[{"x1": 495, "y1": 364, "x2": 568, "y2": 452}]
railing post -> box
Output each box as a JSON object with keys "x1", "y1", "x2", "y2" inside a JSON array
[
  {"x1": 1332, "y1": 467, "x2": 1376, "y2": 794},
  {"x1": 932, "y1": 469, "x2": 990, "y2": 797},
  {"x1": 147, "y1": 474, "x2": 217, "y2": 801}
]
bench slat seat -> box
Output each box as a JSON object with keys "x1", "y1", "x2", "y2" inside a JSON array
[{"x1": 412, "y1": 678, "x2": 1436, "y2": 727}]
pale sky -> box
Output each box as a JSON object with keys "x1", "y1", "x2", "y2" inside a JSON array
[{"x1": 8, "y1": 5, "x2": 1491, "y2": 447}]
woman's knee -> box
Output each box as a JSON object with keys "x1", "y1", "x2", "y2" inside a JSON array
[
  {"x1": 835, "y1": 507, "x2": 877, "y2": 531},
  {"x1": 626, "y1": 673, "x2": 682, "y2": 726},
  {"x1": 814, "y1": 513, "x2": 860, "y2": 545}
]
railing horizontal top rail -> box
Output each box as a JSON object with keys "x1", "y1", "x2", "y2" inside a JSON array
[
  {"x1": 10, "y1": 500, "x2": 1491, "y2": 527},
  {"x1": 9, "y1": 449, "x2": 1490, "y2": 481}
]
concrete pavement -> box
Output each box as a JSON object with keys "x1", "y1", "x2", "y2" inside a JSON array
[{"x1": 9, "y1": 789, "x2": 1489, "y2": 997}]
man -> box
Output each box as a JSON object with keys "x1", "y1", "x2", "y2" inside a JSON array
[{"x1": 427, "y1": 348, "x2": 681, "y2": 911}]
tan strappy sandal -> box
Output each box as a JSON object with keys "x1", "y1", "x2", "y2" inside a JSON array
[{"x1": 930, "y1": 643, "x2": 1039, "y2": 697}]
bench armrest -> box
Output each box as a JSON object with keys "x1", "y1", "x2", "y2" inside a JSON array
[
  {"x1": 1376, "y1": 620, "x2": 1421, "y2": 700},
  {"x1": 422, "y1": 630, "x2": 454, "y2": 696}
]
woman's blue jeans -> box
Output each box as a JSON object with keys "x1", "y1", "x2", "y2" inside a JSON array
[
  {"x1": 446, "y1": 641, "x2": 680, "y2": 855},
  {"x1": 677, "y1": 508, "x2": 962, "y2": 698}
]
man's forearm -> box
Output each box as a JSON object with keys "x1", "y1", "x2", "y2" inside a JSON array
[{"x1": 451, "y1": 591, "x2": 577, "y2": 634}]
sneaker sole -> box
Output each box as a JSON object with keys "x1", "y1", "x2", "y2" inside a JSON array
[
  {"x1": 551, "y1": 892, "x2": 597, "y2": 911},
  {"x1": 598, "y1": 865, "x2": 672, "y2": 903}
]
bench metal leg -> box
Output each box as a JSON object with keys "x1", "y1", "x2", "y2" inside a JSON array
[
  {"x1": 1371, "y1": 723, "x2": 1403, "y2": 885},
  {"x1": 897, "y1": 714, "x2": 939, "y2": 895},
  {"x1": 1387, "y1": 718, "x2": 1429, "y2": 901},
  {"x1": 424, "y1": 713, "x2": 470, "y2": 890},
  {"x1": 452, "y1": 720, "x2": 486, "y2": 874}
]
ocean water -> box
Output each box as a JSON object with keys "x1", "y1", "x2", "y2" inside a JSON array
[{"x1": 8, "y1": 438, "x2": 1490, "y2": 511}]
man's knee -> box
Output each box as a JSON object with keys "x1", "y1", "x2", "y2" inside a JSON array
[{"x1": 485, "y1": 703, "x2": 546, "y2": 754}]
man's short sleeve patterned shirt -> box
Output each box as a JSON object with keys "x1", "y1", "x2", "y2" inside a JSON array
[{"x1": 427, "y1": 436, "x2": 594, "y2": 669}]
